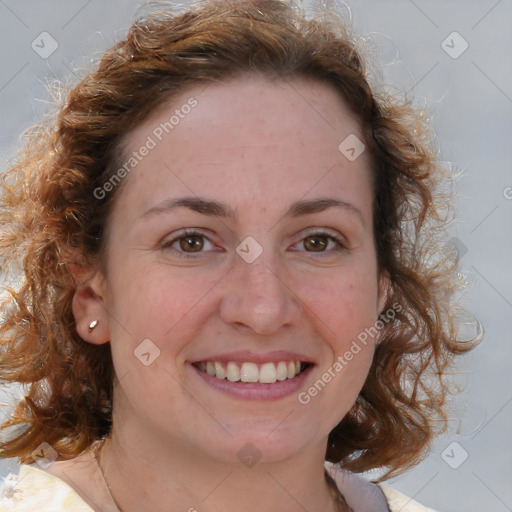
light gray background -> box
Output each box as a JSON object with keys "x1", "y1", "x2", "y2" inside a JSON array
[{"x1": 0, "y1": 1, "x2": 511, "y2": 511}]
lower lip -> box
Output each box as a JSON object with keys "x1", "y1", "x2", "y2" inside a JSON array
[{"x1": 190, "y1": 363, "x2": 314, "y2": 400}]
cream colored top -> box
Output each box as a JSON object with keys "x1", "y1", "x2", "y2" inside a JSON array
[{"x1": 0, "y1": 460, "x2": 437, "y2": 511}]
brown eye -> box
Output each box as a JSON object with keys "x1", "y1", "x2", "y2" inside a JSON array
[
  {"x1": 303, "y1": 235, "x2": 329, "y2": 252},
  {"x1": 179, "y1": 235, "x2": 204, "y2": 252},
  {"x1": 162, "y1": 230, "x2": 217, "y2": 259}
]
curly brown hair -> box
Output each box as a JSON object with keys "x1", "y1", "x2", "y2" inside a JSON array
[{"x1": 0, "y1": 0, "x2": 477, "y2": 478}]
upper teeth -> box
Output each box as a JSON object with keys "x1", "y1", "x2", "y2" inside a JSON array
[{"x1": 196, "y1": 361, "x2": 303, "y2": 384}]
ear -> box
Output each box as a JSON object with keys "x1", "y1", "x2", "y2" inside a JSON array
[
  {"x1": 373, "y1": 272, "x2": 391, "y2": 346},
  {"x1": 69, "y1": 264, "x2": 110, "y2": 345},
  {"x1": 377, "y1": 271, "x2": 390, "y2": 316}
]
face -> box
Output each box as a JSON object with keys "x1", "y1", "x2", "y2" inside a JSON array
[{"x1": 94, "y1": 74, "x2": 387, "y2": 464}]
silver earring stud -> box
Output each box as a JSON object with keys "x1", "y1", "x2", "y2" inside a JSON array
[{"x1": 88, "y1": 320, "x2": 99, "y2": 333}]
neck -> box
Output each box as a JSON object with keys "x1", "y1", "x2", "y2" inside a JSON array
[{"x1": 98, "y1": 426, "x2": 345, "y2": 512}]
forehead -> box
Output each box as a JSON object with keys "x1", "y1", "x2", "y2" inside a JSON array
[{"x1": 115, "y1": 74, "x2": 372, "y2": 219}]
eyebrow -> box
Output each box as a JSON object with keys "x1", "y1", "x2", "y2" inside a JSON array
[{"x1": 142, "y1": 196, "x2": 364, "y2": 225}]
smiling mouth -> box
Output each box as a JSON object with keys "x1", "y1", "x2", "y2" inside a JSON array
[{"x1": 193, "y1": 360, "x2": 311, "y2": 384}]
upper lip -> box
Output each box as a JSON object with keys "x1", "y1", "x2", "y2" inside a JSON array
[{"x1": 189, "y1": 350, "x2": 315, "y2": 365}]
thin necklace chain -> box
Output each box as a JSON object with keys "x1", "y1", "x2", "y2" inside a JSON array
[
  {"x1": 95, "y1": 440, "x2": 350, "y2": 512},
  {"x1": 96, "y1": 440, "x2": 124, "y2": 512}
]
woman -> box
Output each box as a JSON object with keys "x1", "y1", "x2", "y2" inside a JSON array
[{"x1": 0, "y1": 1, "x2": 478, "y2": 510}]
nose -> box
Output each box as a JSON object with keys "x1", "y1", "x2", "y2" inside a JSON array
[{"x1": 218, "y1": 251, "x2": 301, "y2": 335}]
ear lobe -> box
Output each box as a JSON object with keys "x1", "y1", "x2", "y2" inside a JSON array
[{"x1": 70, "y1": 266, "x2": 110, "y2": 345}]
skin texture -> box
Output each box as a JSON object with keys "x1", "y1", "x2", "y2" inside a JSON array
[{"x1": 71, "y1": 74, "x2": 388, "y2": 512}]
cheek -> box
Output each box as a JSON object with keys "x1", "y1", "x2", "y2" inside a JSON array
[
  {"x1": 105, "y1": 263, "x2": 219, "y2": 351},
  {"x1": 303, "y1": 276, "x2": 378, "y2": 423},
  {"x1": 299, "y1": 269, "x2": 380, "y2": 342},
  {"x1": 104, "y1": 269, "x2": 216, "y2": 406}
]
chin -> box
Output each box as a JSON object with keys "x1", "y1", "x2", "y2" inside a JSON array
[{"x1": 196, "y1": 427, "x2": 314, "y2": 467}]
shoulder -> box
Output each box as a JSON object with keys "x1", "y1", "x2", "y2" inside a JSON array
[
  {"x1": 325, "y1": 463, "x2": 438, "y2": 512},
  {"x1": 0, "y1": 464, "x2": 95, "y2": 511},
  {"x1": 380, "y1": 484, "x2": 438, "y2": 512}
]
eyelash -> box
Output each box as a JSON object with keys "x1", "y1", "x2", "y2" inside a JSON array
[
  {"x1": 161, "y1": 229, "x2": 347, "y2": 259},
  {"x1": 291, "y1": 230, "x2": 347, "y2": 256},
  {"x1": 161, "y1": 229, "x2": 217, "y2": 260}
]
